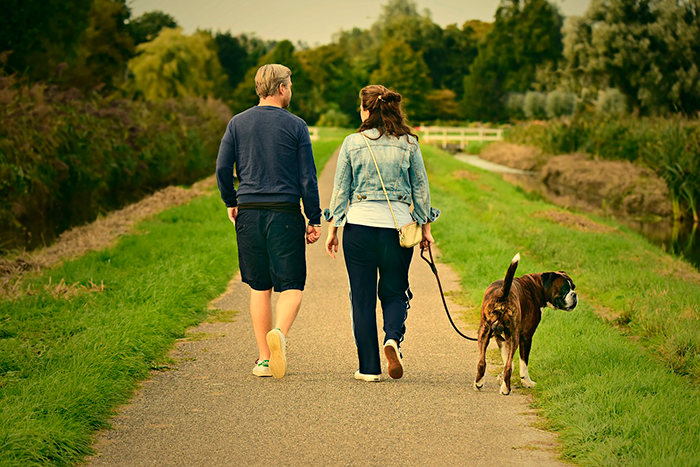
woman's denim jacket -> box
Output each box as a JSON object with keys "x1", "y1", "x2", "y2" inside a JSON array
[{"x1": 324, "y1": 128, "x2": 440, "y2": 227}]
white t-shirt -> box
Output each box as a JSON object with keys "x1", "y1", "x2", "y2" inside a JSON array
[{"x1": 346, "y1": 200, "x2": 414, "y2": 229}]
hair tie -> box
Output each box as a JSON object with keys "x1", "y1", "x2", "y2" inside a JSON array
[{"x1": 377, "y1": 95, "x2": 384, "y2": 102}]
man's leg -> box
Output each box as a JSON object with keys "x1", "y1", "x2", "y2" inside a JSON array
[
  {"x1": 265, "y1": 210, "x2": 306, "y2": 378},
  {"x1": 236, "y1": 209, "x2": 274, "y2": 365},
  {"x1": 275, "y1": 289, "x2": 302, "y2": 336},
  {"x1": 250, "y1": 288, "x2": 273, "y2": 361}
]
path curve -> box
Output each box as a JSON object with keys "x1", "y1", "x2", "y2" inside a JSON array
[{"x1": 89, "y1": 149, "x2": 564, "y2": 466}]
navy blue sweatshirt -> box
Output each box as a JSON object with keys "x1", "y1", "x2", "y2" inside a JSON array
[{"x1": 215, "y1": 106, "x2": 321, "y2": 225}]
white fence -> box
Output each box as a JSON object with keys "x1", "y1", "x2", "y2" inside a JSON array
[{"x1": 420, "y1": 126, "x2": 503, "y2": 149}]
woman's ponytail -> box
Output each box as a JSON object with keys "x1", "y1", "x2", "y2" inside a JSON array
[{"x1": 359, "y1": 85, "x2": 417, "y2": 142}]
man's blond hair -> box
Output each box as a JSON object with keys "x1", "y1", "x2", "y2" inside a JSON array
[{"x1": 255, "y1": 64, "x2": 292, "y2": 98}]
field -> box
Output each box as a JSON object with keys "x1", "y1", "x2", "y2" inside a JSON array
[
  {"x1": 423, "y1": 143, "x2": 700, "y2": 464},
  {"x1": 1, "y1": 130, "x2": 699, "y2": 465}
]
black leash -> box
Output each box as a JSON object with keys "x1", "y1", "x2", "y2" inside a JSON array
[{"x1": 420, "y1": 244, "x2": 478, "y2": 341}]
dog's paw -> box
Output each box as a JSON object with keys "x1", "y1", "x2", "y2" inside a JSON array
[
  {"x1": 521, "y1": 377, "x2": 537, "y2": 388},
  {"x1": 474, "y1": 377, "x2": 485, "y2": 391},
  {"x1": 500, "y1": 381, "x2": 511, "y2": 395}
]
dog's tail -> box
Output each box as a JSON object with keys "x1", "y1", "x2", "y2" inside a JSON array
[{"x1": 499, "y1": 253, "x2": 520, "y2": 300}]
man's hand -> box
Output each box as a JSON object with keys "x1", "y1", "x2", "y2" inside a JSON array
[
  {"x1": 306, "y1": 225, "x2": 321, "y2": 244},
  {"x1": 227, "y1": 207, "x2": 238, "y2": 225}
]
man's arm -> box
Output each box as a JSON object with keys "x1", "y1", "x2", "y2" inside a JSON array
[
  {"x1": 216, "y1": 121, "x2": 238, "y2": 220},
  {"x1": 297, "y1": 125, "x2": 322, "y2": 226}
]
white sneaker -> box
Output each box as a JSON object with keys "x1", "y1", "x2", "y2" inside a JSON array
[
  {"x1": 252, "y1": 359, "x2": 271, "y2": 377},
  {"x1": 266, "y1": 328, "x2": 287, "y2": 379},
  {"x1": 383, "y1": 339, "x2": 403, "y2": 379},
  {"x1": 354, "y1": 370, "x2": 381, "y2": 382}
]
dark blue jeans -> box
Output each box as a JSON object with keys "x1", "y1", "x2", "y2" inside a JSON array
[{"x1": 343, "y1": 223, "x2": 413, "y2": 375}]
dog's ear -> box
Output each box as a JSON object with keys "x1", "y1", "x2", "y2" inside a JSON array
[
  {"x1": 557, "y1": 271, "x2": 575, "y2": 289},
  {"x1": 542, "y1": 272, "x2": 556, "y2": 290}
]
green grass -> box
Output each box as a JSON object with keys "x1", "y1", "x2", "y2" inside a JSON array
[
  {"x1": 461, "y1": 140, "x2": 494, "y2": 155},
  {"x1": 312, "y1": 127, "x2": 354, "y2": 172},
  {"x1": 0, "y1": 194, "x2": 237, "y2": 465},
  {"x1": 0, "y1": 131, "x2": 344, "y2": 466},
  {"x1": 423, "y1": 143, "x2": 700, "y2": 464}
]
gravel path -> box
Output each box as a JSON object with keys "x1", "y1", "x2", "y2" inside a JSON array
[{"x1": 89, "y1": 149, "x2": 564, "y2": 466}]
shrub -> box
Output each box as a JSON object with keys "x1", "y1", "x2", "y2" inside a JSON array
[
  {"x1": 506, "y1": 93, "x2": 525, "y2": 120},
  {"x1": 595, "y1": 88, "x2": 628, "y2": 117},
  {"x1": 523, "y1": 91, "x2": 547, "y2": 120},
  {"x1": 316, "y1": 107, "x2": 352, "y2": 127},
  {"x1": 545, "y1": 90, "x2": 575, "y2": 119},
  {"x1": 0, "y1": 76, "x2": 231, "y2": 251}
]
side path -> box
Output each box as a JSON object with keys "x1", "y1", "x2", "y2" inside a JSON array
[{"x1": 90, "y1": 149, "x2": 564, "y2": 466}]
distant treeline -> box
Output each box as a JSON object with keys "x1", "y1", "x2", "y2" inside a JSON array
[{"x1": 3, "y1": 0, "x2": 699, "y2": 125}]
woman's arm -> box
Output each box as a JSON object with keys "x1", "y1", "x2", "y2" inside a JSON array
[
  {"x1": 326, "y1": 224, "x2": 339, "y2": 258},
  {"x1": 408, "y1": 143, "x2": 441, "y2": 225}
]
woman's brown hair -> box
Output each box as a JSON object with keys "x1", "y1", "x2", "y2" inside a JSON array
[{"x1": 358, "y1": 85, "x2": 418, "y2": 142}]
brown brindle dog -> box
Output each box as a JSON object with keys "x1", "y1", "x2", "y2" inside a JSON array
[{"x1": 473, "y1": 253, "x2": 577, "y2": 395}]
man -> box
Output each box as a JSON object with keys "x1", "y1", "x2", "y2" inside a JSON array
[{"x1": 216, "y1": 64, "x2": 322, "y2": 379}]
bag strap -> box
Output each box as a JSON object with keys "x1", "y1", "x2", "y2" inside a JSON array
[{"x1": 361, "y1": 133, "x2": 401, "y2": 231}]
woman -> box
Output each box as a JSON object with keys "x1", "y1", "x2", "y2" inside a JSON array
[{"x1": 324, "y1": 85, "x2": 440, "y2": 382}]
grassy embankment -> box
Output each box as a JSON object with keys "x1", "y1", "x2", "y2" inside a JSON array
[
  {"x1": 0, "y1": 129, "x2": 347, "y2": 466},
  {"x1": 422, "y1": 143, "x2": 700, "y2": 465}
]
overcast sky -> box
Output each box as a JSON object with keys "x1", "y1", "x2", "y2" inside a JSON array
[{"x1": 128, "y1": 0, "x2": 591, "y2": 46}]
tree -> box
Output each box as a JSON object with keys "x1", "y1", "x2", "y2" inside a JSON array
[
  {"x1": 128, "y1": 10, "x2": 178, "y2": 46},
  {"x1": 66, "y1": 0, "x2": 134, "y2": 90},
  {"x1": 0, "y1": 0, "x2": 93, "y2": 80},
  {"x1": 230, "y1": 40, "x2": 317, "y2": 123},
  {"x1": 461, "y1": 0, "x2": 564, "y2": 121},
  {"x1": 127, "y1": 28, "x2": 224, "y2": 100},
  {"x1": 370, "y1": 40, "x2": 432, "y2": 121},
  {"x1": 214, "y1": 32, "x2": 271, "y2": 96},
  {"x1": 299, "y1": 43, "x2": 364, "y2": 120},
  {"x1": 214, "y1": 32, "x2": 249, "y2": 92},
  {"x1": 463, "y1": 20, "x2": 493, "y2": 41},
  {"x1": 562, "y1": 0, "x2": 700, "y2": 115},
  {"x1": 437, "y1": 23, "x2": 480, "y2": 98},
  {"x1": 426, "y1": 89, "x2": 460, "y2": 120}
]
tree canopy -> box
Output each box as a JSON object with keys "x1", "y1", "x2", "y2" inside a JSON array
[
  {"x1": 563, "y1": 0, "x2": 700, "y2": 115},
  {"x1": 128, "y1": 28, "x2": 223, "y2": 100},
  {"x1": 128, "y1": 10, "x2": 178, "y2": 46},
  {"x1": 3, "y1": 0, "x2": 699, "y2": 122}
]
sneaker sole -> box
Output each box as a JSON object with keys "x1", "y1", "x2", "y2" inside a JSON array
[
  {"x1": 253, "y1": 370, "x2": 272, "y2": 377},
  {"x1": 267, "y1": 331, "x2": 286, "y2": 379},
  {"x1": 354, "y1": 371, "x2": 381, "y2": 382},
  {"x1": 384, "y1": 343, "x2": 403, "y2": 379}
]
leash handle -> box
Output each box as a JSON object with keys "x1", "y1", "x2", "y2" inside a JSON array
[{"x1": 421, "y1": 245, "x2": 478, "y2": 342}]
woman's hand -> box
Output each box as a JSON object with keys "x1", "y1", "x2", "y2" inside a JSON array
[
  {"x1": 420, "y1": 222, "x2": 435, "y2": 251},
  {"x1": 326, "y1": 226, "x2": 339, "y2": 259}
]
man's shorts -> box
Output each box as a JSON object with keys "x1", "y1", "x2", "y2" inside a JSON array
[{"x1": 235, "y1": 209, "x2": 306, "y2": 292}]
